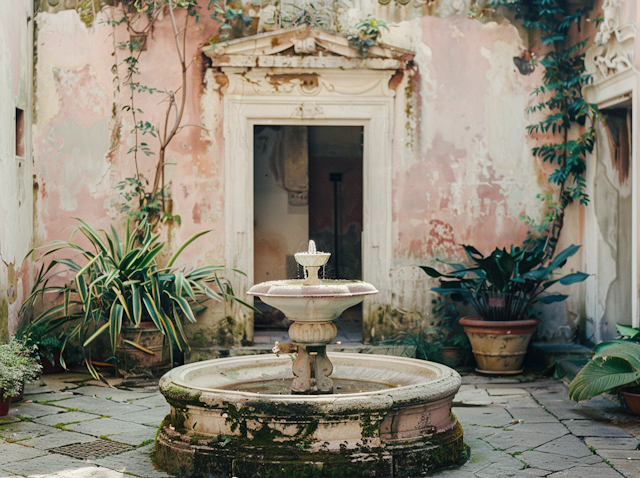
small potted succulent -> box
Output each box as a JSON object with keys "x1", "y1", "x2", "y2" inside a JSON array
[
  {"x1": 570, "y1": 324, "x2": 640, "y2": 413},
  {"x1": 421, "y1": 244, "x2": 588, "y2": 374},
  {"x1": 0, "y1": 339, "x2": 42, "y2": 414}
]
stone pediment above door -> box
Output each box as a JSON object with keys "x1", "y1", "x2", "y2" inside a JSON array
[{"x1": 202, "y1": 26, "x2": 414, "y2": 97}]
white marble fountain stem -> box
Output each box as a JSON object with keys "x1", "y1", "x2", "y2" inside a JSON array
[{"x1": 291, "y1": 241, "x2": 335, "y2": 393}]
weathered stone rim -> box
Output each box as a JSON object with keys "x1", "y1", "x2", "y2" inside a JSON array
[{"x1": 160, "y1": 353, "x2": 461, "y2": 406}]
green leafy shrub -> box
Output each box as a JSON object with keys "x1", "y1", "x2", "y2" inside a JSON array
[
  {"x1": 422, "y1": 244, "x2": 588, "y2": 321},
  {"x1": 20, "y1": 218, "x2": 250, "y2": 379},
  {"x1": 569, "y1": 325, "x2": 640, "y2": 401},
  {"x1": 0, "y1": 339, "x2": 42, "y2": 400}
]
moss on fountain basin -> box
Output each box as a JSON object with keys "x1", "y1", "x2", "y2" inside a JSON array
[{"x1": 155, "y1": 353, "x2": 465, "y2": 478}]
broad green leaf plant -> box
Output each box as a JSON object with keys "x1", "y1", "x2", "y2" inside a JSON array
[
  {"x1": 569, "y1": 324, "x2": 640, "y2": 402},
  {"x1": 422, "y1": 244, "x2": 588, "y2": 321},
  {"x1": 20, "y1": 218, "x2": 249, "y2": 380}
]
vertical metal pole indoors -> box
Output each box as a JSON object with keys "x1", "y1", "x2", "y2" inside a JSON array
[{"x1": 329, "y1": 172, "x2": 342, "y2": 278}]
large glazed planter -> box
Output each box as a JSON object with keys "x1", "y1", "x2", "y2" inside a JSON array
[
  {"x1": 459, "y1": 316, "x2": 540, "y2": 375},
  {"x1": 156, "y1": 353, "x2": 465, "y2": 478}
]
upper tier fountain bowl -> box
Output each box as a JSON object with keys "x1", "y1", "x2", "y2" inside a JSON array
[{"x1": 155, "y1": 241, "x2": 465, "y2": 477}]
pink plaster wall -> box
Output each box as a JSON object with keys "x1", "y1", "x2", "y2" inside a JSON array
[
  {"x1": 393, "y1": 15, "x2": 548, "y2": 264},
  {"x1": 31, "y1": 1, "x2": 593, "y2": 344}
]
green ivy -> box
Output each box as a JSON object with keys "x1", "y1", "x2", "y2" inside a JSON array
[{"x1": 481, "y1": 0, "x2": 600, "y2": 256}]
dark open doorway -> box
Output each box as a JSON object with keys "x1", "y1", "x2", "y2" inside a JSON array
[{"x1": 253, "y1": 125, "x2": 363, "y2": 341}]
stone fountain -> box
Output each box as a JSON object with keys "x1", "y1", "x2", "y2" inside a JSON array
[{"x1": 156, "y1": 241, "x2": 465, "y2": 478}]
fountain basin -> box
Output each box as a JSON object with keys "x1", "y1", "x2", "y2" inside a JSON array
[
  {"x1": 248, "y1": 279, "x2": 378, "y2": 321},
  {"x1": 156, "y1": 353, "x2": 465, "y2": 477}
]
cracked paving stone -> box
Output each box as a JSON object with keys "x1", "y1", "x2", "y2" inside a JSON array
[
  {"x1": 518, "y1": 450, "x2": 602, "y2": 472},
  {"x1": 453, "y1": 406, "x2": 515, "y2": 428},
  {"x1": 0, "y1": 441, "x2": 49, "y2": 464},
  {"x1": 483, "y1": 429, "x2": 569, "y2": 452},
  {"x1": 21, "y1": 430, "x2": 96, "y2": 449},
  {"x1": 0, "y1": 422, "x2": 60, "y2": 441},
  {"x1": 33, "y1": 411, "x2": 102, "y2": 426},
  {"x1": 562, "y1": 420, "x2": 634, "y2": 438},
  {"x1": 584, "y1": 436, "x2": 640, "y2": 450},
  {"x1": 534, "y1": 434, "x2": 594, "y2": 459},
  {"x1": 506, "y1": 407, "x2": 558, "y2": 423},
  {"x1": 546, "y1": 463, "x2": 625, "y2": 477}
]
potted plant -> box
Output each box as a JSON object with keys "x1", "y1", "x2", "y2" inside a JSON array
[
  {"x1": 431, "y1": 296, "x2": 471, "y2": 368},
  {"x1": 16, "y1": 322, "x2": 69, "y2": 374},
  {"x1": 20, "y1": 218, "x2": 251, "y2": 379},
  {"x1": 421, "y1": 244, "x2": 588, "y2": 374},
  {"x1": 0, "y1": 339, "x2": 42, "y2": 415},
  {"x1": 569, "y1": 324, "x2": 640, "y2": 413}
]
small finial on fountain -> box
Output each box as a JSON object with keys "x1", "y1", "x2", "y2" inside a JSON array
[{"x1": 294, "y1": 241, "x2": 330, "y2": 286}]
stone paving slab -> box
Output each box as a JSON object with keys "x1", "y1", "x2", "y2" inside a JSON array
[
  {"x1": 547, "y1": 463, "x2": 625, "y2": 477},
  {"x1": 562, "y1": 420, "x2": 634, "y2": 437},
  {"x1": 64, "y1": 417, "x2": 157, "y2": 443},
  {"x1": 0, "y1": 442, "x2": 49, "y2": 464},
  {"x1": 71, "y1": 386, "x2": 157, "y2": 403},
  {"x1": 0, "y1": 422, "x2": 60, "y2": 441},
  {"x1": 127, "y1": 393, "x2": 169, "y2": 409},
  {"x1": 507, "y1": 406, "x2": 558, "y2": 423},
  {"x1": 33, "y1": 411, "x2": 102, "y2": 427},
  {"x1": 114, "y1": 407, "x2": 168, "y2": 427},
  {"x1": 518, "y1": 450, "x2": 602, "y2": 472},
  {"x1": 21, "y1": 430, "x2": 96, "y2": 449},
  {"x1": 0, "y1": 453, "x2": 89, "y2": 476},
  {"x1": 535, "y1": 434, "x2": 594, "y2": 458},
  {"x1": 584, "y1": 436, "x2": 640, "y2": 450},
  {"x1": 48, "y1": 396, "x2": 148, "y2": 417},
  {"x1": 598, "y1": 450, "x2": 640, "y2": 460},
  {"x1": 9, "y1": 404, "x2": 67, "y2": 420},
  {"x1": 25, "y1": 392, "x2": 75, "y2": 403},
  {"x1": 91, "y1": 449, "x2": 172, "y2": 477}
]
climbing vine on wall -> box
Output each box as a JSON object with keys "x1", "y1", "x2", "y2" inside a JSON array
[{"x1": 474, "y1": 0, "x2": 600, "y2": 259}]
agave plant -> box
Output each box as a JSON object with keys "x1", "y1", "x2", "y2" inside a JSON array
[
  {"x1": 421, "y1": 244, "x2": 588, "y2": 321},
  {"x1": 20, "y1": 218, "x2": 249, "y2": 379},
  {"x1": 569, "y1": 325, "x2": 640, "y2": 402}
]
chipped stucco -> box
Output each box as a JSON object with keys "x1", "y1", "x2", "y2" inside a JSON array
[{"x1": 0, "y1": 0, "x2": 34, "y2": 338}]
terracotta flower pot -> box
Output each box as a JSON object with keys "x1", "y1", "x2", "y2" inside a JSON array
[
  {"x1": 0, "y1": 395, "x2": 12, "y2": 416},
  {"x1": 440, "y1": 347, "x2": 464, "y2": 369},
  {"x1": 459, "y1": 316, "x2": 540, "y2": 375},
  {"x1": 620, "y1": 388, "x2": 640, "y2": 415},
  {"x1": 41, "y1": 351, "x2": 64, "y2": 374}
]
